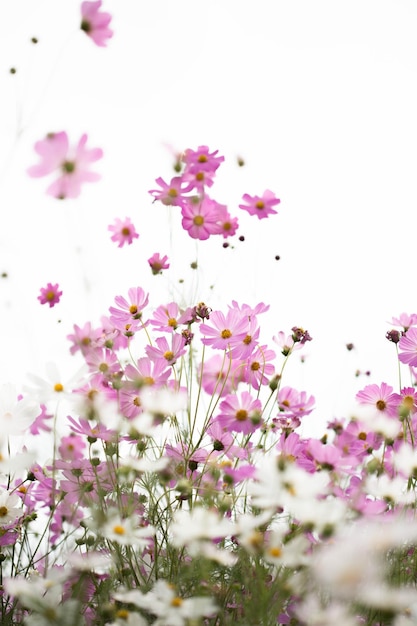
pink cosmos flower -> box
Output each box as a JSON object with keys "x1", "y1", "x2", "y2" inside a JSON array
[
  {"x1": 277, "y1": 386, "x2": 316, "y2": 420},
  {"x1": 148, "y1": 176, "x2": 187, "y2": 206},
  {"x1": 398, "y1": 327, "x2": 417, "y2": 367},
  {"x1": 355, "y1": 382, "x2": 401, "y2": 419},
  {"x1": 37, "y1": 282, "x2": 62, "y2": 307},
  {"x1": 182, "y1": 146, "x2": 224, "y2": 175},
  {"x1": 67, "y1": 321, "x2": 102, "y2": 356},
  {"x1": 27, "y1": 131, "x2": 103, "y2": 199},
  {"x1": 109, "y1": 287, "x2": 149, "y2": 325},
  {"x1": 243, "y1": 344, "x2": 276, "y2": 390},
  {"x1": 388, "y1": 312, "x2": 417, "y2": 331},
  {"x1": 145, "y1": 334, "x2": 187, "y2": 366},
  {"x1": 108, "y1": 217, "x2": 139, "y2": 248},
  {"x1": 80, "y1": 1, "x2": 113, "y2": 47},
  {"x1": 148, "y1": 252, "x2": 170, "y2": 275},
  {"x1": 124, "y1": 357, "x2": 171, "y2": 388},
  {"x1": 216, "y1": 391, "x2": 263, "y2": 434},
  {"x1": 150, "y1": 302, "x2": 180, "y2": 333},
  {"x1": 214, "y1": 205, "x2": 239, "y2": 239},
  {"x1": 198, "y1": 354, "x2": 243, "y2": 396},
  {"x1": 199, "y1": 309, "x2": 249, "y2": 351},
  {"x1": 181, "y1": 196, "x2": 225, "y2": 240},
  {"x1": 239, "y1": 189, "x2": 280, "y2": 219}
]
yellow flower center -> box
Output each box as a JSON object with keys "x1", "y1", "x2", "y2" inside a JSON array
[
  {"x1": 129, "y1": 305, "x2": 138, "y2": 315},
  {"x1": 376, "y1": 399, "x2": 386, "y2": 411},
  {"x1": 193, "y1": 215, "x2": 204, "y2": 226},
  {"x1": 168, "y1": 318, "x2": 177, "y2": 328},
  {"x1": 221, "y1": 329, "x2": 232, "y2": 339},
  {"x1": 255, "y1": 200, "x2": 265, "y2": 210},
  {"x1": 0, "y1": 506, "x2": 8, "y2": 517},
  {"x1": 113, "y1": 524, "x2": 125, "y2": 535},
  {"x1": 54, "y1": 383, "x2": 64, "y2": 392},
  {"x1": 164, "y1": 351, "x2": 174, "y2": 361},
  {"x1": 171, "y1": 597, "x2": 183, "y2": 607},
  {"x1": 235, "y1": 409, "x2": 248, "y2": 421},
  {"x1": 121, "y1": 227, "x2": 131, "y2": 236},
  {"x1": 251, "y1": 361, "x2": 260, "y2": 371}
]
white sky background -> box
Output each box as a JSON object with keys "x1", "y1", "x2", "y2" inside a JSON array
[{"x1": 1, "y1": 0, "x2": 417, "y2": 436}]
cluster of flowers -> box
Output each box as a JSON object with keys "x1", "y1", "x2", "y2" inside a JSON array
[
  {"x1": 7, "y1": 3, "x2": 417, "y2": 625},
  {"x1": 5, "y1": 271, "x2": 417, "y2": 625}
]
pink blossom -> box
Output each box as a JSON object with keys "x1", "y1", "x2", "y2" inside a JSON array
[
  {"x1": 27, "y1": 131, "x2": 103, "y2": 199},
  {"x1": 149, "y1": 302, "x2": 180, "y2": 333},
  {"x1": 181, "y1": 196, "x2": 224, "y2": 240},
  {"x1": 239, "y1": 189, "x2": 280, "y2": 219},
  {"x1": 148, "y1": 176, "x2": 187, "y2": 206},
  {"x1": 148, "y1": 252, "x2": 170, "y2": 275},
  {"x1": 277, "y1": 386, "x2": 316, "y2": 419},
  {"x1": 216, "y1": 391, "x2": 263, "y2": 434},
  {"x1": 243, "y1": 344, "x2": 276, "y2": 390},
  {"x1": 109, "y1": 287, "x2": 149, "y2": 336},
  {"x1": 145, "y1": 334, "x2": 187, "y2": 366},
  {"x1": 388, "y1": 312, "x2": 417, "y2": 331},
  {"x1": 198, "y1": 354, "x2": 243, "y2": 396},
  {"x1": 355, "y1": 382, "x2": 401, "y2": 418},
  {"x1": 80, "y1": 1, "x2": 113, "y2": 47},
  {"x1": 398, "y1": 327, "x2": 417, "y2": 367},
  {"x1": 37, "y1": 282, "x2": 62, "y2": 307},
  {"x1": 124, "y1": 357, "x2": 171, "y2": 388},
  {"x1": 182, "y1": 145, "x2": 224, "y2": 174},
  {"x1": 199, "y1": 309, "x2": 249, "y2": 351},
  {"x1": 67, "y1": 322, "x2": 102, "y2": 356},
  {"x1": 108, "y1": 217, "x2": 139, "y2": 247},
  {"x1": 214, "y1": 205, "x2": 239, "y2": 239}
]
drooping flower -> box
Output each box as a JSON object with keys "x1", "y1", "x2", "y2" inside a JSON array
[
  {"x1": 148, "y1": 252, "x2": 170, "y2": 275},
  {"x1": 108, "y1": 217, "x2": 139, "y2": 248},
  {"x1": 80, "y1": 1, "x2": 113, "y2": 47},
  {"x1": 37, "y1": 282, "x2": 62, "y2": 307},
  {"x1": 239, "y1": 189, "x2": 280, "y2": 219},
  {"x1": 27, "y1": 131, "x2": 103, "y2": 199}
]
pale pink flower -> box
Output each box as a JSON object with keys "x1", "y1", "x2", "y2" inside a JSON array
[
  {"x1": 214, "y1": 205, "x2": 239, "y2": 239},
  {"x1": 27, "y1": 131, "x2": 103, "y2": 199},
  {"x1": 388, "y1": 312, "x2": 417, "y2": 331},
  {"x1": 199, "y1": 309, "x2": 248, "y2": 350},
  {"x1": 243, "y1": 344, "x2": 276, "y2": 390},
  {"x1": 149, "y1": 302, "x2": 180, "y2": 333},
  {"x1": 277, "y1": 386, "x2": 316, "y2": 419},
  {"x1": 145, "y1": 334, "x2": 187, "y2": 366},
  {"x1": 80, "y1": 1, "x2": 113, "y2": 47},
  {"x1": 216, "y1": 390, "x2": 263, "y2": 434},
  {"x1": 198, "y1": 354, "x2": 243, "y2": 396},
  {"x1": 356, "y1": 382, "x2": 401, "y2": 418},
  {"x1": 108, "y1": 217, "x2": 139, "y2": 247},
  {"x1": 124, "y1": 357, "x2": 171, "y2": 388},
  {"x1": 181, "y1": 196, "x2": 224, "y2": 240},
  {"x1": 37, "y1": 282, "x2": 62, "y2": 307},
  {"x1": 67, "y1": 321, "x2": 102, "y2": 356},
  {"x1": 398, "y1": 327, "x2": 417, "y2": 367},
  {"x1": 148, "y1": 252, "x2": 169, "y2": 275},
  {"x1": 239, "y1": 189, "x2": 280, "y2": 219}
]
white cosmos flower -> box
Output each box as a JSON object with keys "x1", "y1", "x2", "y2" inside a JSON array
[
  {"x1": 100, "y1": 515, "x2": 155, "y2": 547},
  {"x1": 0, "y1": 383, "x2": 40, "y2": 436},
  {"x1": 170, "y1": 507, "x2": 232, "y2": 548},
  {"x1": 24, "y1": 362, "x2": 88, "y2": 406},
  {"x1": 0, "y1": 489, "x2": 23, "y2": 525},
  {"x1": 114, "y1": 580, "x2": 217, "y2": 626}
]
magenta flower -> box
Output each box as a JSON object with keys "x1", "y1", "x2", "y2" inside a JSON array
[
  {"x1": 239, "y1": 189, "x2": 280, "y2": 219},
  {"x1": 27, "y1": 131, "x2": 103, "y2": 199},
  {"x1": 356, "y1": 382, "x2": 401, "y2": 418},
  {"x1": 216, "y1": 391, "x2": 263, "y2": 434},
  {"x1": 80, "y1": 1, "x2": 113, "y2": 47},
  {"x1": 398, "y1": 327, "x2": 417, "y2": 367},
  {"x1": 148, "y1": 252, "x2": 170, "y2": 275},
  {"x1": 37, "y1": 282, "x2": 62, "y2": 307},
  {"x1": 181, "y1": 196, "x2": 225, "y2": 240},
  {"x1": 108, "y1": 217, "x2": 139, "y2": 248}
]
